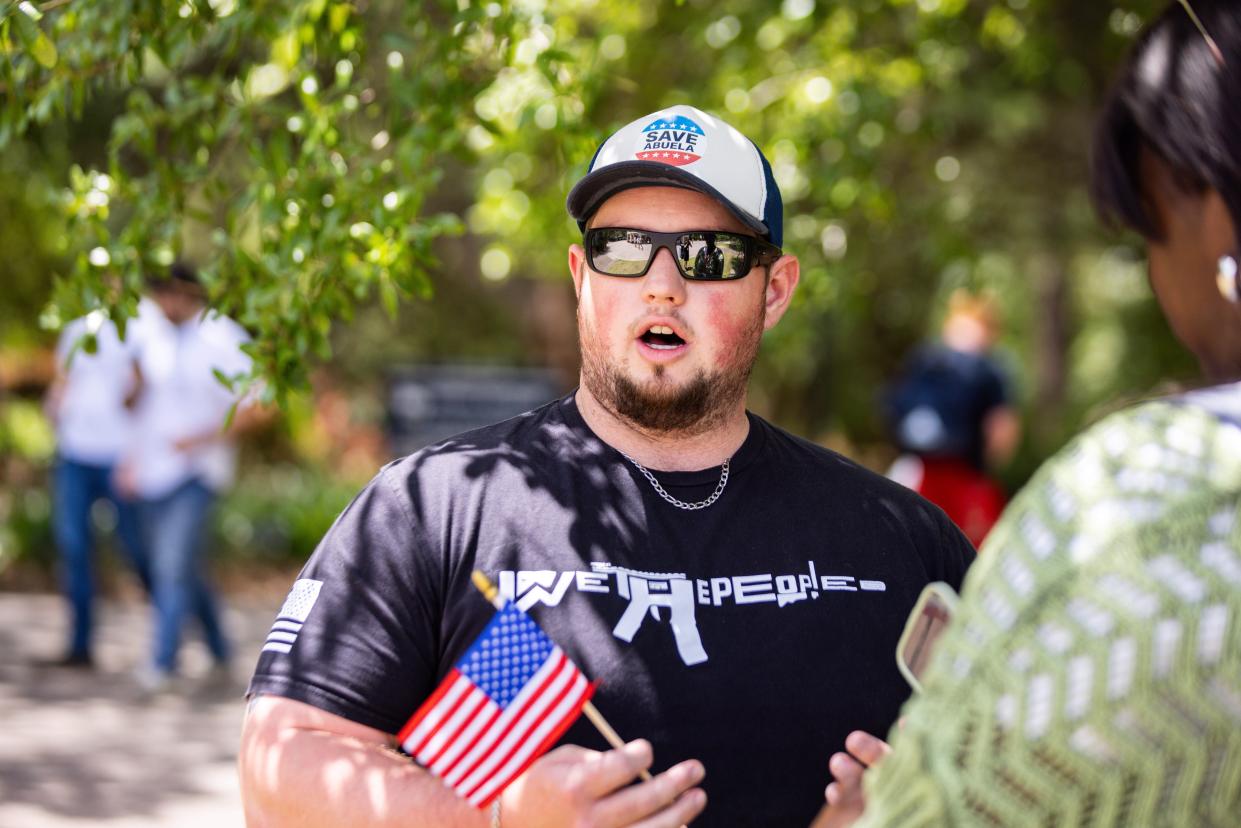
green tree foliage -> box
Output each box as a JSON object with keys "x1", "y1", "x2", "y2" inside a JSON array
[
  {"x1": 464, "y1": 0, "x2": 1196, "y2": 453},
  {"x1": 2, "y1": 0, "x2": 555, "y2": 400},
  {"x1": 2, "y1": 0, "x2": 1198, "y2": 474}
]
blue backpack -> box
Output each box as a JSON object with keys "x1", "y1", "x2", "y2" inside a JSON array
[{"x1": 885, "y1": 346, "x2": 1001, "y2": 462}]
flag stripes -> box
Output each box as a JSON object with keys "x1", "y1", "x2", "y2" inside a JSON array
[
  {"x1": 441, "y1": 653, "x2": 565, "y2": 783},
  {"x1": 261, "y1": 578, "x2": 323, "y2": 655},
  {"x1": 397, "y1": 602, "x2": 595, "y2": 809},
  {"x1": 468, "y1": 671, "x2": 591, "y2": 806},
  {"x1": 454, "y1": 653, "x2": 576, "y2": 793},
  {"x1": 261, "y1": 617, "x2": 305, "y2": 654}
]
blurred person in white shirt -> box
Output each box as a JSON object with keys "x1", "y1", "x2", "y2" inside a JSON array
[
  {"x1": 117, "y1": 261, "x2": 261, "y2": 691},
  {"x1": 41, "y1": 299, "x2": 158, "y2": 669}
]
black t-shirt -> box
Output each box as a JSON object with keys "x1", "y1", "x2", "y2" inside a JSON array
[{"x1": 249, "y1": 394, "x2": 973, "y2": 826}]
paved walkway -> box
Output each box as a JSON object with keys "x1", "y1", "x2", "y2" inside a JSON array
[{"x1": 0, "y1": 590, "x2": 283, "y2": 827}]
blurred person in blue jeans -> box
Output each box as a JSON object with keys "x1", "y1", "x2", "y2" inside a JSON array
[
  {"x1": 41, "y1": 301, "x2": 158, "y2": 668},
  {"x1": 116, "y1": 262, "x2": 260, "y2": 691}
]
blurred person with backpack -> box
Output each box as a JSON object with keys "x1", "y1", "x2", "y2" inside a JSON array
[{"x1": 883, "y1": 292, "x2": 1021, "y2": 547}]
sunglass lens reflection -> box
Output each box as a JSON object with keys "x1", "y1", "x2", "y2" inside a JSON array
[{"x1": 590, "y1": 230, "x2": 751, "y2": 280}]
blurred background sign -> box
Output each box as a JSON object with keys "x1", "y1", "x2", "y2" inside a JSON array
[{"x1": 386, "y1": 365, "x2": 563, "y2": 456}]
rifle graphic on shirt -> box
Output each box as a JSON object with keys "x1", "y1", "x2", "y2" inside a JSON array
[
  {"x1": 497, "y1": 565, "x2": 707, "y2": 666},
  {"x1": 595, "y1": 564, "x2": 708, "y2": 666},
  {"x1": 497, "y1": 561, "x2": 888, "y2": 668}
]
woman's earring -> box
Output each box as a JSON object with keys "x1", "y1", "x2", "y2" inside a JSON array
[{"x1": 1216, "y1": 255, "x2": 1239, "y2": 303}]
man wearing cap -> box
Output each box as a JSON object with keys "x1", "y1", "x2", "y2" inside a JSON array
[{"x1": 241, "y1": 106, "x2": 973, "y2": 827}]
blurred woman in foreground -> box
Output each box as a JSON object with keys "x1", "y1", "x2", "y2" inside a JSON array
[{"x1": 826, "y1": 2, "x2": 1241, "y2": 825}]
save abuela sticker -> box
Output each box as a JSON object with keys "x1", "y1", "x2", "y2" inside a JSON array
[{"x1": 635, "y1": 114, "x2": 706, "y2": 167}]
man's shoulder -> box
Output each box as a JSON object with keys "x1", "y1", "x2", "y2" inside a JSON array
[
  {"x1": 757, "y1": 416, "x2": 938, "y2": 506},
  {"x1": 758, "y1": 416, "x2": 973, "y2": 582},
  {"x1": 58, "y1": 314, "x2": 91, "y2": 342},
  {"x1": 196, "y1": 310, "x2": 250, "y2": 346},
  {"x1": 1008, "y1": 392, "x2": 1241, "y2": 529},
  {"x1": 755, "y1": 418, "x2": 840, "y2": 466},
  {"x1": 1062, "y1": 394, "x2": 1229, "y2": 467},
  {"x1": 382, "y1": 395, "x2": 576, "y2": 481}
]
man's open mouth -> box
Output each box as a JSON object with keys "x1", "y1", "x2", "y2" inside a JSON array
[{"x1": 639, "y1": 324, "x2": 687, "y2": 351}]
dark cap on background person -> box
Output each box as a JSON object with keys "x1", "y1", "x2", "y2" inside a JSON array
[
  {"x1": 566, "y1": 104, "x2": 784, "y2": 248},
  {"x1": 146, "y1": 260, "x2": 206, "y2": 297}
]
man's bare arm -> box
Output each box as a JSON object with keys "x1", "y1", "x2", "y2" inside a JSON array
[
  {"x1": 983, "y1": 405, "x2": 1021, "y2": 469},
  {"x1": 240, "y1": 695, "x2": 486, "y2": 828},
  {"x1": 240, "y1": 695, "x2": 708, "y2": 828}
]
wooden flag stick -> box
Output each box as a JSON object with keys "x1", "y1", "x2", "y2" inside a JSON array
[
  {"x1": 471, "y1": 570, "x2": 505, "y2": 610},
  {"x1": 471, "y1": 570, "x2": 653, "y2": 782}
]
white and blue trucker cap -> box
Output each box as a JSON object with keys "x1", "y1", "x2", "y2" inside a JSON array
[{"x1": 566, "y1": 104, "x2": 784, "y2": 248}]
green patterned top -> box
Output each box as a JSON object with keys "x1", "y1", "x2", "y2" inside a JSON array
[{"x1": 858, "y1": 387, "x2": 1241, "y2": 827}]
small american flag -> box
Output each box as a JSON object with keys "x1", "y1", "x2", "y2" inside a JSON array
[{"x1": 397, "y1": 600, "x2": 596, "y2": 808}]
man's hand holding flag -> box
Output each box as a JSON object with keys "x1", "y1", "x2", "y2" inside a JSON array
[{"x1": 398, "y1": 571, "x2": 664, "y2": 815}]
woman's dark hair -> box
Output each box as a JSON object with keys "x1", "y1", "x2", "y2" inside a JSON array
[{"x1": 1092, "y1": 0, "x2": 1241, "y2": 242}]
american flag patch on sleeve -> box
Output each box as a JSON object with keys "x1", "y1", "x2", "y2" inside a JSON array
[{"x1": 262, "y1": 578, "x2": 323, "y2": 655}]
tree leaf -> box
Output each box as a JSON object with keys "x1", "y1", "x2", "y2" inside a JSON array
[
  {"x1": 31, "y1": 32, "x2": 58, "y2": 68},
  {"x1": 379, "y1": 276, "x2": 398, "y2": 319},
  {"x1": 271, "y1": 29, "x2": 299, "y2": 69},
  {"x1": 11, "y1": 5, "x2": 39, "y2": 47}
]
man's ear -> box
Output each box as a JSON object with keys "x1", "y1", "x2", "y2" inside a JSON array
[
  {"x1": 763, "y1": 254, "x2": 800, "y2": 331},
  {"x1": 568, "y1": 243, "x2": 587, "y2": 299}
]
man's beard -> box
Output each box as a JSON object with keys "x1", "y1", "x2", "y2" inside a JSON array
[{"x1": 578, "y1": 304, "x2": 764, "y2": 437}]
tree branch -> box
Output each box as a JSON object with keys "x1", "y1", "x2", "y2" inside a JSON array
[{"x1": 0, "y1": 54, "x2": 122, "y2": 96}]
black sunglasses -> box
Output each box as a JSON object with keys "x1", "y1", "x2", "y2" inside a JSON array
[{"x1": 584, "y1": 227, "x2": 783, "y2": 281}]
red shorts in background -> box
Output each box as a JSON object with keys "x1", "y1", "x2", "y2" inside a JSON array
[{"x1": 888, "y1": 455, "x2": 1006, "y2": 549}]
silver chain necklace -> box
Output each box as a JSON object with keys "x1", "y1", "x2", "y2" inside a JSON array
[{"x1": 619, "y1": 451, "x2": 730, "y2": 510}]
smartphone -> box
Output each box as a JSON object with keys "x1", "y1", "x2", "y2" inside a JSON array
[{"x1": 895, "y1": 581, "x2": 959, "y2": 694}]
